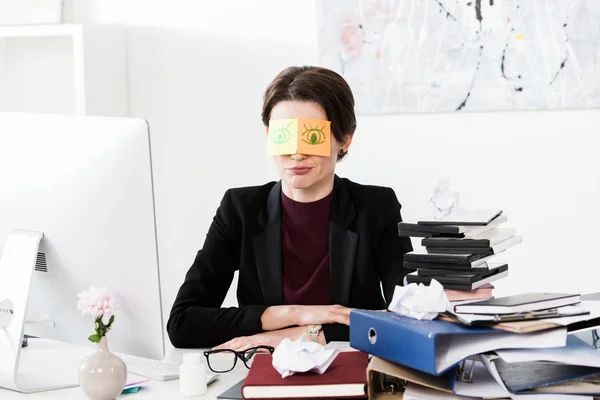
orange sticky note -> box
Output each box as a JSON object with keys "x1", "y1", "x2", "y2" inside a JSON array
[
  {"x1": 297, "y1": 118, "x2": 331, "y2": 157},
  {"x1": 267, "y1": 118, "x2": 331, "y2": 157}
]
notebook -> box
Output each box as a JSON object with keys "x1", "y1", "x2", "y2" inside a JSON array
[
  {"x1": 425, "y1": 247, "x2": 494, "y2": 255},
  {"x1": 241, "y1": 351, "x2": 368, "y2": 399},
  {"x1": 217, "y1": 379, "x2": 244, "y2": 400},
  {"x1": 416, "y1": 210, "x2": 503, "y2": 226},
  {"x1": 422, "y1": 228, "x2": 515, "y2": 248},
  {"x1": 404, "y1": 250, "x2": 491, "y2": 265},
  {"x1": 399, "y1": 215, "x2": 508, "y2": 237},
  {"x1": 454, "y1": 293, "x2": 581, "y2": 315},
  {"x1": 493, "y1": 357, "x2": 600, "y2": 393},
  {"x1": 444, "y1": 284, "x2": 494, "y2": 302},
  {"x1": 416, "y1": 263, "x2": 507, "y2": 281},
  {"x1": 406, "y1": 267, "x2": 508, "y2": 290},
  {"x1": 404, "y1": 255, "x2": 494, "y2": 271},
  {"x1": 425, "y1": 235, "x2": 522, "y2": 255},
  {"x1": 418, "y1": 262, "x2": 491, "y2": 276},
  {"x1": 398, "y1": 229, "x2": 463, "y2": 238}
]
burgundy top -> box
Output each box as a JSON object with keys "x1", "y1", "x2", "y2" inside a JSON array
[{"x1": 281, "y1": 190, "x2": 333, "y2": 305}]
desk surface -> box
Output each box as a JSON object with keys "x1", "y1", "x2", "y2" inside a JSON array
[
  {"x1": 4, "y1": 294, "x2": 599, "y2": 399},
  {"x1": 0, "y1": 374, "x2": 248, "y2": 400},
  {"x1": 0, "y1": 340, "x2": 248, "y2": 400}
]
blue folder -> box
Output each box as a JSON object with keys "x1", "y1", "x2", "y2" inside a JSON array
[{"x1": 350, "y1": 310, "x2": 505, "y2": 376}]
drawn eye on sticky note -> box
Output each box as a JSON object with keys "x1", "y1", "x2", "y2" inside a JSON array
[
  {"x1": 267, "y1": 118, "x2": 331, "y2": 157},
  {"x1": 267, "y1": 119, "x2": 298, "y2": 156},
  {"x1": 298, "y1": 119, "x2": 331, "y2": 157}
]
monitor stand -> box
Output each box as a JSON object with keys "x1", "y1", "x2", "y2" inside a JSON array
[{"x1": 0, "y1": 229, "x2": 82, "y2": 393}]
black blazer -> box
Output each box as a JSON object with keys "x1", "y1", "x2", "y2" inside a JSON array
[{"x1": 167, "y1": 175, "x2": 413, "y2": 348}]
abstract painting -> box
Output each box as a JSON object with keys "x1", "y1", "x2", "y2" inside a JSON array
[{"x1": 317, "y1": 0, "x2": 600, "y2": 114}]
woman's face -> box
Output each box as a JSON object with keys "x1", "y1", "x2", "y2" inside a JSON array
[{"x1": 269, "y1": 100, "x2": 349, "y2": 192}]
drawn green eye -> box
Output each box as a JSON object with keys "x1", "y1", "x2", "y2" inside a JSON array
[
  {"x1": 301, "y1": 124, "x2": 326, "y2": 145},
  {"x1": 270, "y1": 122, "x2": 293, "y2": 144}
]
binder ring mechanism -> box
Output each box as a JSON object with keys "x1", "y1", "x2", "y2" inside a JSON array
[
  {"x1": 456, "y1": 355, "x2": 478, "y2": 383},
  {"x1": 368, "y1": 327, "x2": 377, "y2": 344},
  {"x1": 375, "y1": 371, "x2": 407, "y2": 395}
]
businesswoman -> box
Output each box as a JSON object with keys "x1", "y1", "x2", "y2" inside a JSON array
[{"x1": 167, "y1": 66, "x2": 412, "y2": 350}]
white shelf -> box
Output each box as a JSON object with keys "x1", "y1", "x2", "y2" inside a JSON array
[
  {"x1": 0, "y1": 24, "x2": 128, "y2": 117},
  {"x1": 0, "y1": 24, "x2": 83, "y2": 38}
]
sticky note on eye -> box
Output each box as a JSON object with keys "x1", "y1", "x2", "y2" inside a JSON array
[{"x1": 267, "y1": 118, "x2": 331, "y2": 157}]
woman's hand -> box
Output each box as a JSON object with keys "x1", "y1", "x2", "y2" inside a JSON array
[
  {"x1": 260, "y1": 304, "x2": 354, "y2": 331},
  {"x1": 213, "y1": 326, "x2": 306, "y2": 352}
]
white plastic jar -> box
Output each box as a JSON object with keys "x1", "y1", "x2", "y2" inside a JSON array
[{"x1": 179, "y1": 353, "x2": 207, "y2": 396}]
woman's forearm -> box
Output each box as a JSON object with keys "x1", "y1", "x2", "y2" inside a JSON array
[
  {"x1": 260, "y1": 305, "x2": 299, "y2": 331},
  {"x1": 213, "y1": 324, "x2": 326, "y2": 350},
  {"x1": 260, "y1": 304, "x2": 352, "y2": 331}
]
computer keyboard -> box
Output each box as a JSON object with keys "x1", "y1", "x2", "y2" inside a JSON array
[
  {"x1": 118, "y1": 354, "x2": 180, "y2": 381},
  {"x1": 118, "y1": 354, "x2": 218, "y2": 383}
]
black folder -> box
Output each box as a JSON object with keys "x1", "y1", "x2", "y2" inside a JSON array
[
  {"x1": 404, "y1": 251, "x2": 490, "y2": 265},
  {"x1": 406, "y1": 265, "x2": 508, "y2": 290},
  {"x1": 417, "y1": 263, "x2": 495, "y2": 277},
  {"x1": 404, "y1": 260, "x2": 490, "y2": 271},
  {"x1": 426, "y1": 247, "x2": 495, "y2": 255}
]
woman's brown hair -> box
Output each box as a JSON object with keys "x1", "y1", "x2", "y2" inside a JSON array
[{"x1": 261, "y1": 66, "x2": 357, "y2": 160}]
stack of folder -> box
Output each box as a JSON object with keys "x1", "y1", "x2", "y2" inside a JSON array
[
  {"x1": 351, "y1": 293, "x2": 600, "y2": 399},
  {"x1": 399, "y1": 210, "x2": 521, "y2": 294}
]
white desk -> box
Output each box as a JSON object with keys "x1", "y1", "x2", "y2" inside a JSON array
[
  {"x1": 0, "y1": 339, "x2": 248, "y2": 400},
  {"x1": 2, "y1": 309, "x2": 597, "y2": 400},
  {"x1": 0, "y1": 375, "x2": 247, "y2": 400}
]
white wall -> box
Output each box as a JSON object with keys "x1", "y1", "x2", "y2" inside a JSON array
[
  {"x1": 338, "y1": 109, "x2": 600, "y2": 297},
  {"x1": 64, "y1": 0, "x2": 316, "y2": 44},
  {"x1": 64, "y1": 1, "x2": 599, "y2": 338},
  {"x1": 66, "y1": 0, "x2": 321, "y2": 327},
  {"x1": 0, "y1": 36, "x2": 75, "y2": 114}
]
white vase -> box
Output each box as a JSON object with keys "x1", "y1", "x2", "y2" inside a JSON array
[{"x1": 78, "y1": 336, "x2": 127, "y2": 400}]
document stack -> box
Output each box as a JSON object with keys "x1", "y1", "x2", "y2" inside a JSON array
[
  {"x1": 351, "y1": 292, "x2": 600, "y2": 399},
  {"x1": 399, "y1": 210, "x2": 521, "y2": 299}
]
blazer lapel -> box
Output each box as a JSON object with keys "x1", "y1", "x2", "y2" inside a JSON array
[
  {"x1": 329, "y1": 176, "x2": 359, "y2": 306},
  {"x1": 252, "y1": 181, "x2": 283, "y2": 306}
]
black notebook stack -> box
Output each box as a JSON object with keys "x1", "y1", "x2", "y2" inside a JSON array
[{"x1": 399, "y1": 210, "x2": 521, "y2": 290}]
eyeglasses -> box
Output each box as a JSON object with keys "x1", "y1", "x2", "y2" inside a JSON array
[{"x1": 203, "y1": 346, "x2": 275, "y2": 373}]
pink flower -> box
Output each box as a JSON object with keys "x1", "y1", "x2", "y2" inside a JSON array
[{"x1": 77, "y1": 286, "x2": 117, "y2": 324}]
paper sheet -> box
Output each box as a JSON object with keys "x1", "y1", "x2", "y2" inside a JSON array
[
  {"x1": 324, "y1": 341, "x2": 357, "y2": 352},
  {"x1": 545, "y1": 301, "x2": 600, "y2": 326},
  {"x1": 271, "y1": 337, "x2": 339, "y2": 378},
  {"x1": 452, "y1": 358, "x2": 508, "y2": 398},
  {"x1": 495, "y1": 335, "x2": 600, "y2": 367},
  {"x1": 403, "y1": 382, "x2": 471, "y2": 400},
  {"x1": 388, "y1": 279, "x2": 449, "y2": 320},
  {"x1": 435, "y1": 326, "x2": 566, "y2": 373}
]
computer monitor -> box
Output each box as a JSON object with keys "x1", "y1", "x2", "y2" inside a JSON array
[{"x1": 0, "y1": 112, "x2": 165, "y2": 393}]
